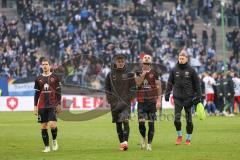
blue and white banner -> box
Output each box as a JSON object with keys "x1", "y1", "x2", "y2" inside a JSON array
[
  {"x1": 8, "y1": 82, "x2": 35, "y2": 96},
  {"x1": 0, "y1": 76, "x2": 9, "y2": 96}
]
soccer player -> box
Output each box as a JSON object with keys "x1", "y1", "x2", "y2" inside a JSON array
[
  {"x1": 105, "y1": 54, "x2": 135, "y2": 151},
  {"x1": 165, "y1": 51, "x2": 202, "y2": 145},
  {"x1": 232, "y1": 72, "x2": 240, "y2": 113},
  {"x1": 135, "y1": 55, "x2": 162, "y2": 151},
  {"x1": 222, "y1": 72, "x2": 235, "y2": 116},
  {"x1": 34, "y1": 59, "x2": 62, "y2": 152},
  {"x1": 203, "y1": 72, "x2": 216, "y2": 115},
  {"x1": 215, "y1": 73, "x2": 224, "y2": 115}
]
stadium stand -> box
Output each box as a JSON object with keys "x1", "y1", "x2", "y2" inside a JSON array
[{"x1": 0, "y1": 0, "x2": 239, "y2": 90}]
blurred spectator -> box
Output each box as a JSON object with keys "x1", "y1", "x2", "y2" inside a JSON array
[
  {"x1": 0, "y1": 13, "x2": 41, "y2": 79},
  {"x1": 211, "y1": 28, "x2": 216, "y2": 49},
  {"x1": 202, "y1": 27, "x2": 208, "y2": 50}
]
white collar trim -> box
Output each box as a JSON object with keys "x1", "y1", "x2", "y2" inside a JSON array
[{"x1": 42, "y1": 72, "x2": 52, "y2": 77}]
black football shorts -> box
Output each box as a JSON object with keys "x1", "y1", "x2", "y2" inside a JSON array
[
  {"x1": 38, "y1": 107, "x2": 57, "y2": 123},
  {"x1": 138, "y1": 101, "x2": 157, "y2": 121}
]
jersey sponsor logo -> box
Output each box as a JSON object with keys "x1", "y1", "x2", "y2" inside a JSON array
[{"x1": 50, "y1": 77, "x2": 55, "y2": 82}]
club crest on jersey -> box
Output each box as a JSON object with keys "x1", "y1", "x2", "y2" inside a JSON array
[
  {"x1": 44, "y1": 83, "x2": 49, "y2": 91},
  {"x1": 143, "y1": 79, "x2": 151, "y2": 89},
  {"x1": 143, "y1": 79, "x2": 148, "y2": 86}
]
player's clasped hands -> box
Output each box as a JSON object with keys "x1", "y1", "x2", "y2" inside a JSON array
[{"x1": 141, "y1": 70, "x2": 148, "y2": 77}]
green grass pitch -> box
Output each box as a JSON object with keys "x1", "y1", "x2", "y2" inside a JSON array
[{"x1": 0, "y1": 111, "x2": 239, "y2": 160}]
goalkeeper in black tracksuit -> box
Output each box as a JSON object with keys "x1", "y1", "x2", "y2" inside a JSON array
[{"x1": 165, "y1": 51, "x2": 202, "y2": 145}]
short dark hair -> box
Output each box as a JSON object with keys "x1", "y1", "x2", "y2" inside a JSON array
[
  {"x1": 113, "y1": 54, "x2": 126, "y2": 60},
  {"x1": 179, "y1": 51, "x2": 188, "y2": 58},
  {"x1": 41, "y1": 58, "x2": 50, "y2": 64}
]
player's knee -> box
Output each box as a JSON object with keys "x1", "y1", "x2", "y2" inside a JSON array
[
  {"x1": 41, "y1": 123, "x2": 48, "y2": 129},
  {"x1": 123, "y1": 119, "x2": 129, "y2": 124},
  {"x1": 138, "y1": 118, "x2": 145, "y2": 123},
  {"x1": 49, "y1": 121, "x2": 57, "y2": 129}
]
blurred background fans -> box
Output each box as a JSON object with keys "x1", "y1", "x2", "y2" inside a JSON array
[{"x1": 0, "y1": 0, "x2": 239, "y2": 95}]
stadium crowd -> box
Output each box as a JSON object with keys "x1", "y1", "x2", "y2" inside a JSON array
[
  {"x1": 0, "y1": 0, "x2": 239, "y2": 114},
  {"x1": 0, "y1": 13, "x2": 42, "y2": 79},
  {"x1": 215, "y1": 0, "x2": 240, "y2": 27}
]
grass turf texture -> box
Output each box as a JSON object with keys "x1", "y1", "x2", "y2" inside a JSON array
[{"x1": 0, "y1": 111, "x2": 239, "y2": 160}]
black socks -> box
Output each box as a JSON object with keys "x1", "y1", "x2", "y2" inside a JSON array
[
  {"x1": 41, "y1": 129, "x2": 49, "y2": 146},
  {"x1": 51, "y1": 127, "x2": 58, "y2": 140}
]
